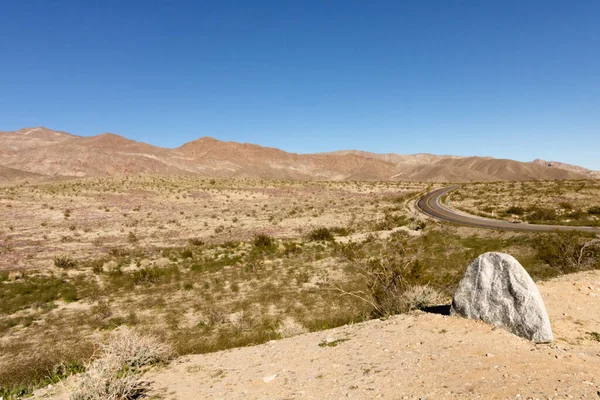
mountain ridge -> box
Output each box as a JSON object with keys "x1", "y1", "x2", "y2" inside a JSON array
[{"x1": 0, "y1": 127, "x2": 597, "y2": 182}]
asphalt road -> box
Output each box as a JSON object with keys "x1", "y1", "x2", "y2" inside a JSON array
[{"x1": 416, "y1": 186, "x2": 600, "y2": 233}]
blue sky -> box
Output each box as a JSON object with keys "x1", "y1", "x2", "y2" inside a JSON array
[{"x1": 1, "y1": 1, "x2": 599, "y2": 169}]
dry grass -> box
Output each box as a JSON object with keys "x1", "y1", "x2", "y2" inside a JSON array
[
  {"x1": 276, "y1": 317, "x2": 309, "y2": 338},
  {"x1": 401, "y1": 284, "x2": 445, "y2": 311}
]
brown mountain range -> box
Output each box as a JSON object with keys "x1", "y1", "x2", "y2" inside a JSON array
[{"x1": 0, "y1": 127, "x2": 596, "y2": 182}]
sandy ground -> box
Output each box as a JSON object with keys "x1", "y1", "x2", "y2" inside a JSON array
[
  {"x1": 0, "y1": 177, "x2": 427, "y2": 271},
  {"x1": 36, "y1": 269, "x2": 600, "y2": 400}
]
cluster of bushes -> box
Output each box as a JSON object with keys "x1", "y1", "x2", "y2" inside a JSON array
[
  {"x1": 307, "y1": 227, "x2": 335, "y2": 242},
  {"x1": 0, "y1": 276, "x2": 81, "y2": 314},
  {"x1": 588, "y1": 206, "x2": 600, "y2": 215},
  {"x1": 533, "y1": 232, "x2": 600, "y2": 275},
  {"x1": 504, "y1": 203, "x2": 600, "y2": 223}
]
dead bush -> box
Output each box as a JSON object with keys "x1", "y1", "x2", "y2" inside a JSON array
[
  {"x1": 99, "y1": 326, "x2": 174, "y2": 369},
  {"x1": 332, "y1": 241, "x2": 418, "y2": 317},
  {"x1": 68, "y1": 327, "x2": 174, "y2": 400},
  {"x1": 70, "y1": 358, "x2": 145, "y2": 400},
  {"x1": 401, "y1": 284, "x2": 445, "y2": 311},
  {"x1": 276, "y1": 317, "x2": 308, "y2": 338}
]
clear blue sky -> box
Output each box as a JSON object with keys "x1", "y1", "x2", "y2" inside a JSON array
[{"x1": 1, "y1": 1, "x2": 599, "y2": 169}]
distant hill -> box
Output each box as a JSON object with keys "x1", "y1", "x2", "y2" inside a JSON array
[
  {"x1": 532, "y1": 159, "x2": 599, "y2": 179},
  {"x1": 0, "y1": 165, "x2": 45, "y2": 182},
  {"x1": 0, "y1": 127, "x2": 596, "y2": 182}
]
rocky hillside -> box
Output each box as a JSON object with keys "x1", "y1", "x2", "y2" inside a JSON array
[
  {"x1": 533, "y1": 158, "x2": 600, "y2": 179},
  {"x1": 0, "y1": 127, "x2": 595, "y2": 182}
]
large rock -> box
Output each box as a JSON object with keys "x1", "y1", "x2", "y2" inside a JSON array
[{"x1": 450, "y1": 252, "x2": 553, "y2": 343}]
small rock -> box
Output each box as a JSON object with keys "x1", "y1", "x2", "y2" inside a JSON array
[{"x1": 263, "y1": 374, "x2": 277, "y2": 383}]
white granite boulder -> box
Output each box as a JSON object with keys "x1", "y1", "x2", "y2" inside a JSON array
[{"x1": 450, "y1": 252, "x2": 553, "y2": 343}]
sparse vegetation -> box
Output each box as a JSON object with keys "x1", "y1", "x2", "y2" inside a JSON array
[
  {"x1": 54, "y1": 256, "x2": 78, "y2": 269},
  {"x1": 307, "y1": 227, "x2": 335, "y2": 242},
  {"x1": 253, "y1": 233, "x2": 275, "y2": 248},
  {"x1": 588, "y1": 206, "x2": 600, "y2": 215},
  {"x1": 452, "y1": 180, "x2": 600, "y2": 226},
  {"x1": 318, "y1": 338, "x2": 349, "y2": 347},
  {"x1": 1, "y1": 176, "x2": 600, "y2": 396}
]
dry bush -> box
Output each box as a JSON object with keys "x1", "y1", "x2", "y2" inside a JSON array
[
  {"x1": 70, "y1": 358, "x2": 145, "y2": 400},
  {"x1": 276, "y1": 317, "x2": 308, "y2": 338},
  {"x1": 99, "y1": 326, "x2": 174, "y2": 369},
  {"x1": 401, "y1": 284, "x2": 445, "y2": 311},
  {"x1": 332, "y1": 240, "x2": 418, "y2": 317},
  {"x1": 69, "y1": 327, "x2": 174, "y2": 400}
]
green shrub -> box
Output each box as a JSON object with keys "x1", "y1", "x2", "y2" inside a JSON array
[
  {"x1": 180, "y1": 249, "x2": 194, "y2": 259},
  {"x1": 505, "y1": 206, "x2": 524, "y2": 215},
  {"x1": 527, "y1": 206, "x2": 557, "y2": 222},
  {"x1": 307, "y1": 228, "x2": 334, "y2": 242},
  {"x1": 54, "y1": 256, "x2": 77, "y2": 269},
  {"x1": 188, "y1": 238, "x2": 204, "y2": 247},
  {"x1": 533, "y1": 233, "x2": 600, "y2": 274},
  {"x1": 253, "y1": 233, "x2": 274, "y2": 248},
  {"x1": 374, "y1": 213, "x2": 408, "y2": 231},
  {"x1": 558, "y1": 201, "x2": 574, "y2": 210},
  {"x1": 130, "y1": 267, "x2": 172, "y2": 286},
  {"x1": 0, "y1": 361, "x2": 85, "y2": 400},
  {"x1": 0, "y1": 277, "x2": 81, "y2": 314},
  {"x1": 588, "y1": 206, "x2": 600, "y2": 215},
  {"x1": 329, "y1": 227, "x2": 353, "y2": 237}
]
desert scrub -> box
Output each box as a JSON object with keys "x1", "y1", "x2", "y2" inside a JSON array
[
  {"x1": 109, "y1": 265, "x2": 181, "y2": 288},
  {"x1": 588, "y1": 206, "x2": 600, "y2": 215},
  {"x1": 253, "y1": 233, "x2": 275, "y2": 248},
  {"x1": 276, "y1": 317, "x2": 308, "y2": 338},
  {"x1": 69, "y1": 327, "x2": 174, "y2": 400},
  {"x1": 0, "y1": 275, "x2": 84, "y2": 314},
  {"x1": 188, "y1": 238, "x2": 204, "y2": 247},
  {"x1": 401, "y1": 284, "x2": 445, "y2": 311},
  {"x1": 307, "y1": 227, "x2": 334, "y2": 242},
  {"x1": 533, "y1": 232, "x2": 600, "y2": 275},
  {"x1": 54, "y1": 255, "x2": 78, "y2": 269},
  {"x1": 0, "y1": 361, "x2": 86, "y2": 400},
  {"x1": 333, "y1": 239, "x2": 421, "y2": 317}
]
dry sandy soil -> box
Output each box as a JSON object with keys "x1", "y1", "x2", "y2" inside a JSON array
[
  {"x1": 36, "y1": 269, "x2": 600, "y2": 400},
  {"x1": 0, "y1": 176, "x2": 427, "y2": 271}
]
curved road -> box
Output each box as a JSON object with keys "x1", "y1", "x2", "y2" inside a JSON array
[{"x1": 417, "y1": 186, "x2": 600, "y2": 233}]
